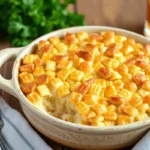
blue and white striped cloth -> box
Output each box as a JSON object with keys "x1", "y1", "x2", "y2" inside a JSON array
[
  {"x1": 0, "y1": 97, "x2": 52, "y2": 150},
  {"x1": 1, "y1": 97, "x2": 150, "y2": 150}
]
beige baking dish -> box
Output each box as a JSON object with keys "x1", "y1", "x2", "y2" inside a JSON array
[{"x1": 0, "y1": 26, "x2": 150, "y2": 150}]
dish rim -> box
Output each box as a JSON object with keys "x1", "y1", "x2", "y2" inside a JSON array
[{"x1": 12, "y1": 26, "x2": 150, "y2": 134}]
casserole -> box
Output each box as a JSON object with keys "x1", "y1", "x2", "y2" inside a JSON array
[{"x1": 0, "y1": 26, "x2": 150, "y2": 150}]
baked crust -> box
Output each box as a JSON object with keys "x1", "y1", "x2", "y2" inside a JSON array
[{"x1": 19, "y1": 31, "x2": 150, "y2": 126}]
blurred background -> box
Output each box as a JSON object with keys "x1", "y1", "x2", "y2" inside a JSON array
[
  {"x1": 0, "y1": 0, "x2": 148, "y2": 150},
  {"x1": 0, "y1": 0, "x2": 147, "y2": 47},
  {"x1": 76, "y1": 0, "x2": 146, "y2": 33}
]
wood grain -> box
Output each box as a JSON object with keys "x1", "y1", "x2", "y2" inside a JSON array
[
  {"x1": 76, "y1": 0, "x2": 147, "y2": 34},
  {"x1": 0, "y1": 0, "x2": 148, "y2": 150}
]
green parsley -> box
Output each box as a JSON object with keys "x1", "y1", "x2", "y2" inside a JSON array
[{"x1": 0, "y1": 0, "x2": 85, "y2": 46}]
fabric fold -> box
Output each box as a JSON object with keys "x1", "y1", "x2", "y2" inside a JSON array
[
  {"x1": 0, "y1": 97, "x2": 52, "y2": 150},
  {"x1": 132, "y1": 130, "x2": 150, "y2": 150}
]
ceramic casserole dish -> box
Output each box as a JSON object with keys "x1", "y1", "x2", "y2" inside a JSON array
[{"x1": 0, "y1": 26, "x2": 150, "y2": 150}]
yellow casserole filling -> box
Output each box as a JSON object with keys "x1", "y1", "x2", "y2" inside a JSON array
[{"x1": 19, "y1": 31, "x2": 150, "y2": 126}]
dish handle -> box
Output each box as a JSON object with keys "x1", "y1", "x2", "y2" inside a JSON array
[{"x1": 0, "y1": 47, "x2": 24, "y2": 98}]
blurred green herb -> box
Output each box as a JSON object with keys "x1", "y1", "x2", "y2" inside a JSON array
[{"x1": 0, "y1": 0, "x2": 85, "y2": 46}]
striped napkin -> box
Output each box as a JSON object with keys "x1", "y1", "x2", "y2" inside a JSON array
[
  {"x1": 0, "y1": 97, "x2": 52, "y2": 150},
  {"x1": 1, "y1": 96, "x2": 150, "y2": 150}
]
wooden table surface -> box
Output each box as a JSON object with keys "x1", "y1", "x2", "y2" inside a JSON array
[{"x1": 0, "y1": 0, "x2": 147, "y2": 150}]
